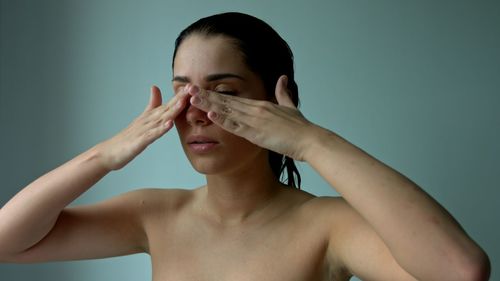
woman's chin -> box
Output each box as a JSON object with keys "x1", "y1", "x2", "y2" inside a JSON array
[
  {"x1": 188, "y1": 158, "x2": 227, "y2": 175},
  {"x1": 185, "y1": 146, "x2": 268, "y2": 176}
]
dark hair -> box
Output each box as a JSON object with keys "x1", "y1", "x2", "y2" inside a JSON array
[{"x1": 172, "y1": 12, "x2": 301, "y2": 188}]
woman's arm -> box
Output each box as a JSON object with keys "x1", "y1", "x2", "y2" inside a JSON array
[
  {"x1": 0, "y1": 86, "x2": 189, "y2": 262},
  {"x1": 0, "y1": 146, "x2": 109, "y2": 260},
  {"x1": 304, "y1": 124, "x2": 490, "y2": 281}
]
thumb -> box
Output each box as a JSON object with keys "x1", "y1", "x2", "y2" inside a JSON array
[
  {"x1": 144, "y1": 85, "x2": 163, "y2": 112},
  {"x1": 275, "y1": 75, "x2": 296, "y2": 109}
]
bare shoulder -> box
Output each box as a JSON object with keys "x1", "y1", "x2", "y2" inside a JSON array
[
  {"x1": 106, "y1": 187, "x2": 197, "y2": 235},
  {"x1": 274, "y1": 189, "x2": 355, "y2": 244},
  {"x1": 293, "y1": 194, "x2": 357, "y2": 243},
  {"x1": 123, "y1": 187, "x2": 196, "y2": 216},
  {"x1": 298, "y1": 195, "x2": 362, "y2": 240},
  {"x1": 292, "y1": 192, "x2": 351, "y2": 222}
]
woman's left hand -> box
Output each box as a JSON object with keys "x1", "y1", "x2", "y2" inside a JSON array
[{"x1": 187, "y1": 75, "x2": 320, "y2": 161}]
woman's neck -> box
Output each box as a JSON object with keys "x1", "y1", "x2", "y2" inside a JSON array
[{"x1": 202, "y1": 160, "x2": 283, "y2": 225}]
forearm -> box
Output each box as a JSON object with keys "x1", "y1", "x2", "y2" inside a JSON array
[
  {"x1": 304, "y1": 126, "x2": 488, "y2": 280},
  {"x1": 0, "y1": 145, "x2": 110, "y2": 255}
]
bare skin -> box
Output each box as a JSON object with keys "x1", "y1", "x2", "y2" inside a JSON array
[{"x1": 0, "y1": 34, "x2": 490, "y2": 281}]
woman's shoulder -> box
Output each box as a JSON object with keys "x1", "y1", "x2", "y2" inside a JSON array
[
  {"x1": 302, "y1": 194, "x2": 348, "y2": 209},
  {"x1": 282, "y1": 187, "x2": 346, "y2": 210},
  {"x1": 118, "y1": 187, "x2": 198, "y2": 214},
  {"x1": 290, "y1": 191, "x2": 353, "y2": 225}
]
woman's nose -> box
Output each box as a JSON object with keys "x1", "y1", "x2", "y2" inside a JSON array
[{"x1": 185, "y1": 103, "x2": 211, "y2": 127}]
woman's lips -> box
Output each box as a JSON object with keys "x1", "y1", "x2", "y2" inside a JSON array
[
  {"x1": 188, "y1": 142, "x2": 218, "y2": 153},
  {"x1": 186, "y1": 135, "x2": 219, "y2": 153}
]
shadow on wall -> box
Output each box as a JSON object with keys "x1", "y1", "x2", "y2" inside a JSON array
[
  {"x1": 1, "y1": 1, "x2": 81, "y2": 280},
  {"x1": 0, "y1": 263, "x2": 77, "y2": 281},
  {"x1": 0, "y1": 255, "x2": 151, "y2": 281}
]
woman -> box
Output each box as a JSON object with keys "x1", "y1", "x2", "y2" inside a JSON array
[{"x1": 0, "y1": 12, "x2": 490, "y2": 281}]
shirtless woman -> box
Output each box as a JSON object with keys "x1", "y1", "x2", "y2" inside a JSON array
[{"x1": 0, "y1": 12, "x2": 490, "y2": 281}]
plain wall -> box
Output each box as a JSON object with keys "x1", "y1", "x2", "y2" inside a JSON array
[{"x1": 1, "y1": 0, "x2": 498, "y2": 280}]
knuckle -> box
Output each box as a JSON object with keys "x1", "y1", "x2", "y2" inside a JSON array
[
  {"x1": 200, "y1": 90, "x2": 209, "y2": 98},
  {"x1": 213, "y1": 112, "x2": 225, "y2": 122},
  {"x1": 161, "y1": 111, "x2": 172, "y2": 121},
  {"x1": 150, "y1": 108, "x2": 161, "y2": 119},
  {"x1": 221, "y1": 105, "x2": 232, "y2": 115},
  {"x1": 143, "y1": 127, "x2": 161, "y2": 141},
  {"x1": 156, "y1": 118, "x2": 165, "y2": 127},
  {"x1": 254, "y1": 105, "x2": 268, "y2": 115},
  {"x1": 225, "y1": 119, "x2": 241, "y2": 132}
]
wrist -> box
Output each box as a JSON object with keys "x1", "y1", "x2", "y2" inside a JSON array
[
  {"x1": 88, "y1": 142, "x2": 115, "y2": 173},
  {"x1": 301, "y1": 125, "x2": 342, "y2": 164}
]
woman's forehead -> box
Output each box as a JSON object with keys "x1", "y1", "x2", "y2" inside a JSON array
[{"x1": 173, "y1": 34, "x2": 247, "y2": 76}]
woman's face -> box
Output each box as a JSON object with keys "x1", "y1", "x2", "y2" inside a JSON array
[{"x1": 172, "y1": 34, "x2": 269, "y2": 176}]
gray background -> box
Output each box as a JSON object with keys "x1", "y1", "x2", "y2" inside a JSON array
[{"x1": 1, "y1": 0, "x2": 498, "y2": 280}]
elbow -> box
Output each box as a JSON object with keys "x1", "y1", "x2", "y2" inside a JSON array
[
  {"x1": 0, "y1": 247, "x2": 30, "y2": 263},
  {"x1": 0, "y1": 244, "x2": 19, "y2": 263},
  {"x1": 457, "y1": 249, "x2": 490, "y2": 281}
]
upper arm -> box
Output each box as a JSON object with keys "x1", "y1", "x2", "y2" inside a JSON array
[
  {"x1": 326, "y1": 198, "x2": 418, "y2": 281},
  {"x1": 5, "y1": 189, "x2": 153, "y2": 263}
]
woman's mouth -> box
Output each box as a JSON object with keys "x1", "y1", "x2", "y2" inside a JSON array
[{"x1": 186, "y1": 135, "x2": 219, "y2": 153}]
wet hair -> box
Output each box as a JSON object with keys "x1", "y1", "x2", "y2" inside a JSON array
[{"x1": 172, "y1": 12, "x2": 301, "y2": 188}]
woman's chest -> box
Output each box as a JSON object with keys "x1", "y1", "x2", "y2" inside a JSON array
[{"x1": 147, "y1": 213, "x2": 338, "y2": 281}]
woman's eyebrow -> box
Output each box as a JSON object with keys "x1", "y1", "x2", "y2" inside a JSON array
[
  {"x1": 172, "y1": 76, "x2": 190, "y2": 83},
  {"x1": 205, "y1": 73, "x2": 245, "y2": 82},
  {"x1": 172, "y1": 73, "x2": 245, "y2": 83}
]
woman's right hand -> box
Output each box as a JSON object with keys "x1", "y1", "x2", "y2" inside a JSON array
[{"x1": 96, "y1": 86, "x2": 189, "y2": 171}]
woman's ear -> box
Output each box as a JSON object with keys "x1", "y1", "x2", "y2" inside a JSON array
[{"x1": 275, "y1": 75, "x2": 296, "y2": 108}]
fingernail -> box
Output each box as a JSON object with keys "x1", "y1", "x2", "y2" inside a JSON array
[
  {"x1": 208, "y1": 111, "x2": 218, "y2": 119},
  {"x1": 191, "y1": 96, "x2": 201, "y2": 105}
]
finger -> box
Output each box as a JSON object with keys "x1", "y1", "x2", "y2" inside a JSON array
[
  {"x1": 142, "y1": 119, "x2": 175, "y2": 145},
  {"x1": 207, "y1": 110, "x2": 248, "y2": 135},
  {"x1": 161, "y1": 89, "x2": 187, "y2": 111},
  {"x1": 188, "y1": 85, "x2": 258, "y2": 116},
  {"x1": 275, "y1": 75, "x2": 296, "y2": 109},
  {"x1": 144, "y1": 86, "x2": 163, "y2": 113},
  {"x1": 189, "y1": 93, "x2": 238, "y2": 124},
  {"x1": 188, "y1": 84, "x2": 257, "y2": 106},
  {"x1": 188, "y1": 86, "x2": 216, "y2": 112},
  {"x1": 161, "y1": 94, "x2": 189, "y2": 122},
  {"x1": 141, "y1": 89, "x2": 189, "y2": 127}
]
